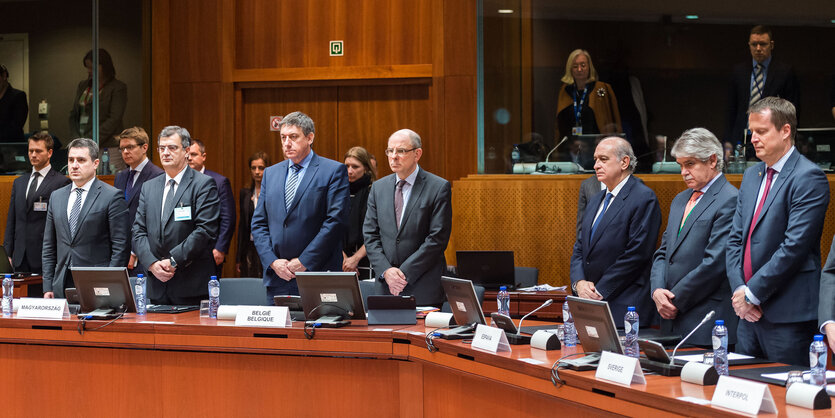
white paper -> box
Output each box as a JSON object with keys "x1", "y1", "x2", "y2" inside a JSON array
[
  {"x1": 674, "y1": 352, "x2": 754, "y2": 363},
  {"x1": 676, "y1": 396, "x2": 711, "y2": 405},
  {"x1": 518, "y1": 358, "x2": 545, "y2": 365},
  {"x1": 827, "y1": 384, "x2": 835, "y2": 397},
  {"x1": 372, "y1": 328, "x2": 393, "y2": 332},
  {"x1": 516, "y1": 284, "x2": 567, "y2": 292},
  {"x1": 761, "y1": 370, "x2": 835, "y2": 381}
]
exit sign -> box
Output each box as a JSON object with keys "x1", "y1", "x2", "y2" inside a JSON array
[{"x1": 330, "y1": 40, "x2": 344, "y2": 56}]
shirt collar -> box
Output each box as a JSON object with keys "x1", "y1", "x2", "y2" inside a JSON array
[
  {"x1": 293, "y1": 151, "x2": 314, "y2": 169},
  {"x1": 398, "y1": 164, "x2": 420, "y2": 186},
  {"x1": 768, "y1": 146, "x2": 795, "y2": 173},
  {"x1": 199, "y1": 166, "x2": 206, "y2": 174},
  {"x1": 133, "y1": 157, "x2": 149, "y2": 172},
  {"x1": 33, "y1": 164, "x2": 51, "y2": 177},
  {"x1": 74, "y1": 177, "x2": 96, "y2": 192},
  {"x1": 752, "y1": 56, "x2": 772, "y2": 69},
  {"x1": 166, "y1": 165, "x2": 188, "y2": 185},
  {"x1": 699, "y1": 172, "x2": 723, "y2": 194},
  {"x1": 607, "y1": 174, "x2": 631, "y2": 197}
]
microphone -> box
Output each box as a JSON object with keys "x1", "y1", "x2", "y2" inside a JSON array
[
  {"x1": 545, "y1": 137, "x2": 568, "y2": 162},
  {"x1": 516, "y1": 299, "x2": 554, "y2": 335},
  {"x1": 670, "y1": 310, "x2": 716, "y2": 365}
]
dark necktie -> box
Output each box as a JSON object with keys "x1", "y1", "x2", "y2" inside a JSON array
[
  {"x1": 163, "y1": 179, "x2": 177, "y2": 219},
  {"x1": 26, "y1": 172, "x2": 41, "y2": 205},
  {"x1": 743, "y1": 168, "x2": 776, "y2": 282},
  {"x1": 69, "y1": 188, "x2": 83, "y2": 238},
  {"x1": 590, "y1": 193, "x2": 613, "y2": 239},
  {"x1": 285, "y1": 164, "x2": 302, "y2": 210},
  {"x1": 124, "y1": 169, "x2": 138, "y2": 199},
  {"x1": 394, "y1": 179, "x2": 407, "y2": 229}
]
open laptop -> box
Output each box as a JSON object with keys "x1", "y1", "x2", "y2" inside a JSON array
[
  {"x1": 0, "y1": 246, "x2": 35, "y2": 278},
  {"x1": 456, "y1": 250, "x2": 515, "y2": 290},
  {"x1": 563, "y1": 296, "x2": 624, "y2": 369},
  {"x1": 70, "y1": 267, "x2": 137, "y2": 315},
  {"x1": 434, "y1": 276, "x2": 486, "y2": 339}
]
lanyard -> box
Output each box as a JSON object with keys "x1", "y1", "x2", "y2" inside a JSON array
[{"x1": 573, "y1": 85, "x2": 589, "y2": 127}]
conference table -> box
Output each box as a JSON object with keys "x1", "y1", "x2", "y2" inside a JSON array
[{"x1": 0, "y1": 311, "x2": 831, "y2": 417}]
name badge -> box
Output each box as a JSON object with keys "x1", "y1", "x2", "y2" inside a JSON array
[
  {"x1": 711, "y1": 375, "x2": 777, "y2": 415},
  {"x1": 471, "y1": 323, "x2": 511, "y2": 353},
  {"x1": 595, "y1": 350, "x2": 646, "y2": 385},
  {"x1": 234, "y1": 306, "x2": 292, "y2": 328},
  {"x1": 174, "y1": 206, "x2": 192, "y2": 221},
  {"x1": 572, "y1": 126, "x2": 583, "y2": 136},
  {"x1": 16, "y1": 297, "x2": 70, "y2": 319},
  {"x1": 80, "y1": 115, "x2": 89, "y2": 125},
  {"x1": 33, "y1": 201, "x2": 47, "y2": 212}
]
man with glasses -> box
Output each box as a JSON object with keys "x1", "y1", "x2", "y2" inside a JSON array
[
  {"x1": 363, "y1": 129, "x2": 452, "y2": 305},
  {"x1": 251, "y1": 111, "x2": 349, "y2": 301},
  {"x1": 113, "y1": 127, "x2": 163, "y2": 275},
  {"x1": 132, "y1": 126, "x2": 220, "y2": 305},
  {"x1": 726, "y1": 25, "x2": 799, "y2": 145}
]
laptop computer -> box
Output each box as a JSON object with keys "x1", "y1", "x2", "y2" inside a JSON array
[
  {"x1": 434, "y1": 276, "x2": 487, "y2": 339},
  {"x1": 561, "y1": 296, "x2": 624, "y2": 369},
  {"x1": 456, "y1": 250, "x2": 515, "y2": 290},
  {"x1": 0, "y1": 246, "x2": 36, "y2": 278},
  {"x1": 70, "y1": 267, "x2": 137, "y2": 315}
]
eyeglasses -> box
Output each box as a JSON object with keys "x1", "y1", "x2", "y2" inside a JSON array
[
  {"x1": 280, "y1": 133, "x2": 306, "y2": 143},
  {"x1": 157, "y1": 144, "x2": 182, "y2": 153},
  {"x1": 119, "y1": 144, "x2": 139, "y2": 152},
  {"x1": 384, "y1": 148, "x2": 418, "y2": 157}
]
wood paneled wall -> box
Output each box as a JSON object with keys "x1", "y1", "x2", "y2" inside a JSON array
[{"x1": 151, "y1": 0, "x2": 478, "y2": 277}]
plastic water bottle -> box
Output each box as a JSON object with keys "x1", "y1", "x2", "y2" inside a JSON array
[
  {"x1": 624, "y1": 306, "x2": 639, "y2": 358},
  {"x1": 810, "y1": 334, "x2": 828, "y2": 386},
  {"x1": 134, "y1": 274, "x2": 146, "y2": 316},
  {"x1": 562, "y1": 301, "x2": 576, "y2": 347},
  {"x1": 208, "y1": 275, "x2": 220, "y2": 319},
  {"x1": 2, "y1": 274, "x2": 12, "y2": 316},
  {"x1": 511, "y1": 145, "x2": 521, "y2": 168},
  {"x1": 101, "y1": 148, "x2": 110, "y2": 175},
  {"x1": 497, "y1": 286, "x2": 510, "y2": 317},
  {"x1": 712, "y1": 320, "x2": 729, "y2": 376}
]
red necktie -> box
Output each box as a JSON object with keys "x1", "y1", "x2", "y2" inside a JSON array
[
  {"x1": 678, "y1": 191, "x2": 703, "y2": 235},
  {"x1": 743, "y1": 168, "x2": 776, "y2": 282}
]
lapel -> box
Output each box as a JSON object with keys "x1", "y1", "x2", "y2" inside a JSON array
[
  {"x1": 582, "y1": 190, "x2": 605, "y2": 248},
  {"x1": 287, "y1": 153, "x2": 319, "y2": 215},
  {"x1": 127, "y1": 166, "x2": 150, "y2": 204},
  {"x1": 162, "y1": 167, "x2": 193, "y2": 228},
  {"x1": 671, "y1": 176, "x2": 725, "y2": 255},
  {"x1": 272, "y1": 160, "x2": 289, "y2": 220},
  {"x1": 753, "y1": 150, "x2": 797, "y2": 231},
  {"x1": 589, "y1": 176, "x2": 633, "y2": 250},
  {"x1": 71, "y1": 179, "x2": 102, "y2": 244},
  {"x1": 397, "y1": 169, "x2": 425, "y2": 236},
  {"x1": 53, "y1": 186, "x2": 73, "y2": 239}
]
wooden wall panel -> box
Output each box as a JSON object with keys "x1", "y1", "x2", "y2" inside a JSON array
[
  {"x1": 169, "y1": 0, "x2": 223, "y2": 82},
  {"x1": 443, "y1": 76, "x2": 478, "y2": 182}
]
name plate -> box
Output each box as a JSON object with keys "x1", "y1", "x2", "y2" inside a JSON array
[
  {"x1": 16, "y1": 297, "x2": 70, "y2": 319},
  {"x1": 711, "y1": 375, "x2": 777, "y2": 415},
  {"x1": 471, "y1": 324, "x2": 510, "y2": 353},
  {"x1": 234, "y1": 306, "x2": 291, "y2": 328},
  {"x1": 595, "y1": 350, "x2": 646, "y2": 385}
]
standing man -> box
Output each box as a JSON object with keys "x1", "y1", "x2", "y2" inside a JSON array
[
  {"x1": 4, "y1": 131, "x2": 71, "y2": 277},
  {"x1": 364, "y1": 129, "x2": 452, "y2": 305},
  {"x1": 187, "y1": 138, "x2": 236, "y2": 275},
  {"x1": 113, "y1": 127, "x2": 164, "y2": 274},
  {"x1": 132, "y1": 126, "x2": 220, "y2": 305},
  {"x1": 726, "y1": 25, "x2": 800, "y2": 144},
  {"x1": 42, "y1": 138, "x2": 130, "y2": 298},
  {"x1": 251, "y1": 111, "x2": 349, "y2": 300},
  {"x1": 820, "y1": 238, "x2": 835, "y2": 352},
  {"x1": 726, "y1": 97, "x2": 829, "y2": 365},
  {"x1": 570, "y1": 137, "x2": 660, "y2": 323},
  {"x1": 650, "y1": 128, "x2": 739, "y2": 346}
]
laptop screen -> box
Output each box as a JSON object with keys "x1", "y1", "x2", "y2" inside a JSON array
[{"x1": 456, "y1": 250, "x2": 515, "y2": 290}]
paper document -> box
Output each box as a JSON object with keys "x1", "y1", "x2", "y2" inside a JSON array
[
  {"x1": 517, "y1": 284, "x2": 567, "y2": 292},
  {"x1": 761, "y1": 370, "x2": 835, "y2": 381},
  {"x1": 674, "y1": 352, "x2": 754, "y2": 362}
]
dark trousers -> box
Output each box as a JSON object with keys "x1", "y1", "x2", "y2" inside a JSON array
[{"x1": 737, "y1": 317, "x2": 818, "y2": 366}]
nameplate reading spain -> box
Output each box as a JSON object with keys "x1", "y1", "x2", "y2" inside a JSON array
[
  {"x1": 471, "y1": 323, "x2": 511, "y2": 353},
  {"x1": 16, "y1": 297, "x2": 70, "y2": 319},
  {"x1": 711, "y1": 375, "x2": 776, "y2": 415},
  {"x1": 595, "y1": 350, "x2": 646, "y2": 385},
  {"x1": 234, "y1": 306, "x2": 291, "y2": 327}
]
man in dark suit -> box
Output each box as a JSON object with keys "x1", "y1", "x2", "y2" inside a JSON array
[
  {"x1": 364, "y1": 129, "x2": 452, "y2": 306},
  {"x1": 726, "y1": 97, "x2": 829, "y2": 365},
  {"x1": 251, "y1": 111, "x2": 350, "y2": 300},
  {"x1": 42, "y1": 138, "x2": 130, "y2": 298},
  {"x1": 133, "y1": 126, "x2": 220, "y2": 305},
  {"x1": 187, "y1": 138, "x2": 236, "y2": 275},
  {"x1": 650, "y1": 128, "x2": 739, "y2": 346},
  {"x1": 0, "y1": 64, "x2": 28, "y2": 142},
  {"x1": 726, "y1": 25, "x2": 800, "y2": 144},
  {"x1": 819, "y1": 239, "x2": 835, "y2": 352},
  {"x1": 113, "y1": 127, "x2": 164, "y2": 275},
  {"x1": 570, "y1": 137, "x2": 661, "y2": 323},
  {"x1": 4, "y1": 131, "x2": 71, "y2": 278}
]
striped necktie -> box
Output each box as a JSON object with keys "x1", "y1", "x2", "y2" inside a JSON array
[
  {"x1": 69, "y1": 188, "x2": 84, "y2": 238},
  {"x1": 285, "y1": 164, "x2": 302, "y2": 210},
  {"x1": 749, "y1": 64, "x2": 764, "y2": 105}
]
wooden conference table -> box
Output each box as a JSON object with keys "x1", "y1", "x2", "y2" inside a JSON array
[{"x1": 0, "y1": 312, "x2": 831, "y2": 417}]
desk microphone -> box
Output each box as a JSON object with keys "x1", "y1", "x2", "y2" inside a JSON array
[
  {"x1": 516, "y1": 299, "x2": 554, "y2": 335},
  {"x1": 669, "y1": 310, "x2": 715, "y2": 365},
  {"x1": 545, "y1": 137, "x2": 568, "y2": 162}
]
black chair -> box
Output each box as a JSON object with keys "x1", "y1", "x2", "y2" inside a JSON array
[{"x1": 514, "y1": 266, "x2": 539, "y2": 288}]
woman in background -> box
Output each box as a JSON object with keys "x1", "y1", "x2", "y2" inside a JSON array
[
  {"x1": 237, "y1": 151, "x2": 270, "y2": 277},
  {"x1": 555, "y1": 49, "x2": 622, "y2": 143},
  {"x1": 343, "y1": 146, "x2": 375, "y2": 276}
]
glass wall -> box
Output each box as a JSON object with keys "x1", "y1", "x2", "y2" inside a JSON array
[{"x1": 480, "y1": 1, "x2": 835, "y2": 174}]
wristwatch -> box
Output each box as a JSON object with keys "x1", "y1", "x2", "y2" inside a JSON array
[{"x1": 169, "y1": 256, "x2": 178, "y2": 268}]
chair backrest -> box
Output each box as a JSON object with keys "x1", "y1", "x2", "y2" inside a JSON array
[
  {"x1": 358, "y1": 279, "x2": 385, "y2": 308},
  {"x1": 514, "y1": 266, "x2": 539, "y2": 288},
  {"x1": 219, "y1": 278, "x2": 268, "y2": 305},
  {"x1": 441, "y1": 284, "x2": 486, "y2": 313}
]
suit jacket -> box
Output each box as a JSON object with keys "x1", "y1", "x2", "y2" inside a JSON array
[
  {"x1": 41, "y1": 179, "x2": 130, "y2": 297},
  {"x1": 0, "y1": 86, "x2": 28, "y2": 142},
  {"x1": 576, "y1": 175, "x2": 602, "y2": 238},
  {"x1": 726, "y1": 150, "x2": 829, "y2": 323},
  {"x1": 113, "y1": 160, "x2": 164, "y2": 241},
  {"x1": 3, "y1": 168, "x2": 71, "y2": 273},
  {"x1": 132, "y1": 167, "x2": 220, "y2": 303},
  {"x1": 570, "y1": 175, "x2": 661, "y2": 323},
  {"x1": 251, "y1": 152, "x2": 350, "y2": 290},
  {"x1": 69, "y1": 78, "x2": 127, "y2": 147},
  {"x1": 204, "y1": 169, "x2": 236, "y2": 254},
  {"x1": 237, "y1": 187, "x2": 255, "y2": 264},
  {"x1": 364, "y1": 167, "x2": 452, "y2": 305},
  {"x1": 725, "y1": 59, "x2": 800, "y2": 142},
  {"x1": 650, "y1": 175, "x2": 739, "y2": 345},
  {"x1": 820, "y1": 238, "x2": 835, "y2": 328}
]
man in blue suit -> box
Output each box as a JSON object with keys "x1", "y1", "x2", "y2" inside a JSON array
[
  {"x1": 113, "y1": 127, "x2": 163, "y2": 275},
  {"x1": 187, "y1": 138, "x2": 236, "y2": 276},
  {"x1": 651, "y1": 128, "x2": 739, "y2": 346},
  {"x1": 726, "y1": 97, "x2": 830, "y2": 365},
  {"x1": 570, "y1": 137, "x2": 661, "y2": 323},
  {"x1": 251, "y1": 111, "x2": 350, "y2": 300}
]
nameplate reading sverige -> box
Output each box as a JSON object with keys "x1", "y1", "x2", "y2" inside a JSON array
[
  {"x1": 234, "y1": 306, "x2": 292, "y2": 327},
  {"x1": 595, "y1": 350, "x2": 646, "y2": 385},
  {"x1": 16, "y1": 297, "x2": 70, "y2": 319}
]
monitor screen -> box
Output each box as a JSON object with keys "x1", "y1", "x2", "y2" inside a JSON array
[
  {"x1": 295, "y1": 272, "x2": 366, "y2": 321},
  {"x1": 0, "y1": 142, "x2": 30, "y2": 175},
  {"x1": 566, "y1": 295, "x2": 623, "y2": 355},
  {"x1": 441, "y1": 276, "x2": 486, "y2": 327},
  {"x1": 456, "y1": 250, "x2": 515, "y2": 290},
  {"x1": 69, "y1": 267, "x2": 137, "y2": 313}
]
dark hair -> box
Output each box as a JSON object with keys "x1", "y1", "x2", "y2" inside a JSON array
[
  {"x1": 191, "y1": 138, "x2": 206, "y2": 153},
  {"x1": 750, "y1": 25, "x2": 773, "y2": 41},
  {"x1": 248, "y1": 151, "x2": 271, "y2": 189},
  {"x1": 344, "y1": 146, "x2": 376, "y2": 181},
  {"x1": 118, "y1": 126, "x2": 149, "y2": 147},
  {"x1": 0, "y1": 64, "x2": 8, "y2": 78},
  {"x1": 748, "y1": 96, "x2": 797, "y2": 141},
  {"x1": 84, "y1": 48, "x2": 116, "y2": 84},
  {"x1": 158, "y1": 125, "x2": 191, "y2": 148},
  {"x1": 278, "y1": 111, "x2": 315, "y2": 136},
  {"x1": 68, "y1": 137, "x2": 100, "y2": 161},
  {"x1": 29, "y1": 130, "x2": 55, "y2": 150}
]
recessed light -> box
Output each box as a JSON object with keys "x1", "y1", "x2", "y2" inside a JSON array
[
  {"x1": 498, "y1": 9, "x2": 514, "y2": 14},
  {"x1": 685, "y1": 15, "x2": 699, "y2": 20}
]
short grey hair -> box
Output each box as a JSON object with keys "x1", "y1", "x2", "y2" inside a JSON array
[
  {"x1": 68, "y1": 137, "x2": 99, "y2": 161},
  {"x1": 671, "y1": 127, "x2": 724, "y2": 172},
  {"x1": 391, "y1": 129, "x2": 422, "y2": 149},
  {"x1": 279, "y1": 111, "x2": 315, "y2": 136},
  {"x1": 602, "y1": 136, "x2": 636, "y2": 172},
  {"x1": 158, "y1": 125, "x2": 192, "y2": 149}
]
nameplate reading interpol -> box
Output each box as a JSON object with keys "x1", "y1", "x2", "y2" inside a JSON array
[
  {"x1": 234, "y1": 306, "x2": 291, "y2": 328},
  {"x1": 595, "y1": 350, "x2": 646, "y2": 385},
  {"x1": 471, "y1": 323, "x2": 511, "y2": 353},
  {"x1": 711, "y1": 375, "x2": 776, "y2": 415},
  {"x1": 16, "y1": 297, "x2": 70, "y2": 319}
]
